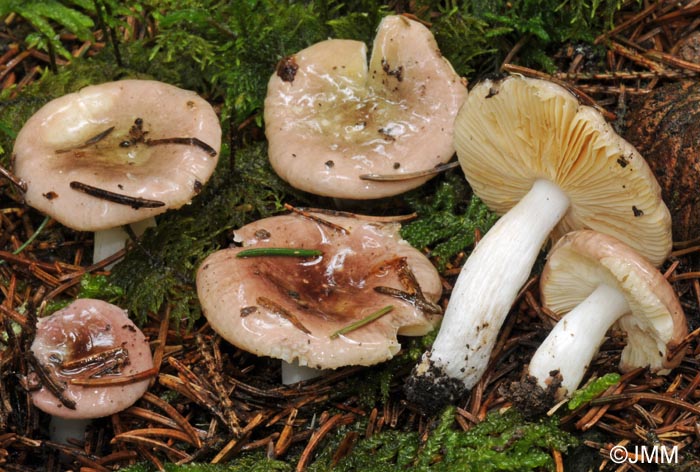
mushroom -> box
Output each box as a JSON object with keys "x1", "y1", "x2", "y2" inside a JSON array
[
  {"x1": 28, "y1": 298, "x2": 154, "y2": 443},
  {"x1": 12, "y1": 79, "x2": 221, "y2": 265},
  {"x1": 196, "y1": 210, "x2": 442, "y2": 382},
  {"x1": 405, "y1": 74, "x2": 672, "y2": 411},
  {"x1": 507, "y1": 230, "x2": 687, "y2": 413},
  {"x1": 264, "y1": 15, "x2": 467, "y2": 200}
]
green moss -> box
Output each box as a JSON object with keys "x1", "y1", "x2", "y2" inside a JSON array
[
  {"x1": 42, "y1": 273, "x2": 124, "y2": 314},
  {"x1": 299, "y1": 407, "x2": 573, "y2": 471},
  {"x1": 138, "y1": 407, "x2": 575, "y2": 471},
  {"x1": 108, "y1": 140, "x2": 307, "y2": 327},
  {"x1": 567, "y1": 373, "x2": 621, "y2": 410},
  {"x1": 120, "y1": 457, "x2": 292, "y2": 472},
  {"x1": 401, "y1": 172, "x2": 498, "y2": 272}
]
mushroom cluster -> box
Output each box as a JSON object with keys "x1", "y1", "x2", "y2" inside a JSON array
[
  {"x1": 264, "y1": 15, "x2": 467, "y2": 200},
  {"x1": 11, "y1": 15, "x2": 686, "y2": 442},
  {"x1": 196, "y1": 210, "x2": 442, "y2": 379},
  {"x1": 405, "y1": 74, "x2": 674, "y2": 411}
]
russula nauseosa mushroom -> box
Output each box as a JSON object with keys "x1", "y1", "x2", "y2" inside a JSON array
[
  {"x1": 405, "y1": 74, "x2": 672, "y2": 412},
  {"x1": 196, "y1": 210, "x2": 442, "y2": 382},
  {"x1": 12, "y1": 79, "x2": 221, "y2": 264},
  {"x1": 29, "y1": 298, "x2": 154, "y2": 443},
  {"x1": 620, "y1": 80, "x2": 700, "y2": 243},
  {"x1": 507, "y1": 230, "x2": 687, "y2": 413},
  {"x1": 264, "y1": 15, "x2": 467, "y2": 199}
]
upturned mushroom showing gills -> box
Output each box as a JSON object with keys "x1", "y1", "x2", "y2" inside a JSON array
[
  {"x1": 28, "y1": 299, "x2": 154, "y2": 441},
  {"x1": 12, "y1": 79, "x2": 221, "y2": 264},
  {"x1": 196, "y1": 210, "x2": 442, "y2": 379},
  {"x1": 264, "y1": 15, "x2": 467, "y2": 199},
  {"x1": 506, "y1": 230, "x2": 687, "y2": 414},
  {"x1": 405, "y1": 74, "x2": 672, "y2": 412}
]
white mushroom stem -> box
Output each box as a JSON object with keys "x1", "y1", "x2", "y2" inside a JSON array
[
  {"x1": 281, "y1": 361, "x2": 325, "y2": 384},
  {"x1": 49, "y1": 417, "x2": 91, "y2": 444},
  {"x1": 528, "y1": 283, "x2": 630, "y2": 397},
  {"x1": 420, "y1": 179, "x2": 570, "y2": 388},
  {"x1": 93, "y1": 217, "x2": 157, "y2": 268}
]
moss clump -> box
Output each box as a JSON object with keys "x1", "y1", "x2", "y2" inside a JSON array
[
  {"x1": 118, "y1": 407, "x2": 576, "y2": 471},
  {"x1": 567, "y1": 373, "x2": 621, "y2": 410},
  {"x1": 120, "y1": 457, "x2": 292, "y2": 472},
  {"x1": 401, "y1": 172, "x2": 498, "y2": 272}
]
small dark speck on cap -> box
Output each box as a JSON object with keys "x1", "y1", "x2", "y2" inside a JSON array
[
  {"x1": 43, "y1": 191, "x2": 58, "y2": 200},
  {"x1": 632, "y1": 206, "x2": 644, "y2": 217}
]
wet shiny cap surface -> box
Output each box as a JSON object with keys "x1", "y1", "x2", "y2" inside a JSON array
[
  {"x1": 30, "y1": 299, "x2": 153, "y2": 419},
  {"x1": 196, "y1": 211, "x2": 442, "y2": 370},
  {"x1": 264, "y1": 15, "x2": 467, "y2": 199},
  {"x1": 13, "y1": 79, "x2": 221, "y2": 231}
]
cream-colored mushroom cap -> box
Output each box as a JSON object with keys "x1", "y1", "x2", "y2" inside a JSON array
[
  {"x1": 196, "y1": 211, "x2": 442, "y2": 370},
  {"x1": 30, "y1": 299, "x2": 154, "y2": 420},
  {"x1": 264, "y1": 15, "x2": 467, "y2": 199},
  {"x1": 454, "y1": 75, "x2": 671, "y2": 266},
  {"x1": 13, "y1": 79, "x2": 221, "y2": 231},
  {"x1": 541, "y1": 230, "x2": 687, "y2": 373}
]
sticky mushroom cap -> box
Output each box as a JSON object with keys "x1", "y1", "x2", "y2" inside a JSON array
[
  {"x1": 13, "y1": 79, "x2": 221, "y2": 231},
  {"x1": 30, "y1": 299, "x2": 153, "y2": 420},
  {"x1": 264, "y1": 15, "x2": 467, "y2": 199},
  {"x1": 540, "y1": 230, "x2": 687, "y2": 373},
  {"x1": 454, "y1": 75, "x2": 672, "y2": 266},
  {"x1": 196, "y1": 211, "x2": 442, "y2": 370}
]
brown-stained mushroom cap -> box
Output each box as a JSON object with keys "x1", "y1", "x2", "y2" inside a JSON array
[
  {"x1": 30, "y1": 299, "x2": 154, "y2": 420},
  {"x1": 264, "y1": 15, "x2": 467, "y2": 199},
  {"x1": 541, "y1": 230, "x2": 687, "y2": 374},
  {"x1": 13, "y1": 79, "x2": 221, "y2": 231},
  {"x1": 196, "y1": 211, "x2": 442, "y2": 370},
  {"x1": 455, "y1": 75, "x2": 671, "y2": 266}
]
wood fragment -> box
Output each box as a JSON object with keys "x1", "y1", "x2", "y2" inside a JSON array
[{"x1": 69, "y1": 181, "x2": 166, "y2": 209}]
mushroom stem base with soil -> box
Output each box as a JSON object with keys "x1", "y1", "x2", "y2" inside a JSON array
[
  {"x1": 93, "y1": 217, "x2": 156, "y2": 268},
  {"x1": 405, "y1": 179, "x2": 570, "y2": 411},
  {"x1": 528, "y1": 283, "x2": 630, "y2": 399}
]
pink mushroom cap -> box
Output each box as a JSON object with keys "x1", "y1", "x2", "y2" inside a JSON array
[
  {"x1": 13, "y1": 79, "x2": 221, "y2": 231},
  {"x1": 30, "y1": 299, "x2": 153, "y2": 420},
  {"x1": 196, "y1": 211, "x2": 442, "y2": 370},
  {"x1": 264, "y1": 15, "x2": 467, "y2": 199}
]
